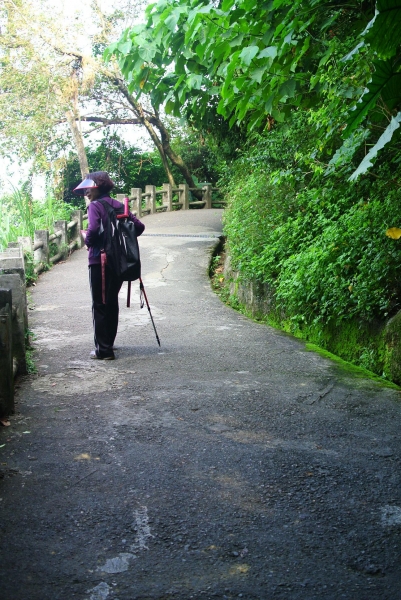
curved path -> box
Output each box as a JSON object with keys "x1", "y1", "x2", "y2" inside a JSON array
[{"x1": 1, "y1": 210, "x2": 401, "y2": 599}]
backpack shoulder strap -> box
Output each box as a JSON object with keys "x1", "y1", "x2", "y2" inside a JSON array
[{"x1": 97, "y1": 198, "x2": 115, "y2": 217}]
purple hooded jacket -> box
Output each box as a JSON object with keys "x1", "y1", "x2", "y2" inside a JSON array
[{"x1": 85, "y1": 196, "x2": 145, "y2": 266}]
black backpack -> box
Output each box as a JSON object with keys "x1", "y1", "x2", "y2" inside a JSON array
[{"x1": 97, "y1": 198, "x2": 141, "y2": 282}]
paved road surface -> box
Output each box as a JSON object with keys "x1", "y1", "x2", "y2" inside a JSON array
[{"x1": 1, "y1": 210, "x2": 401, "y2": 600}]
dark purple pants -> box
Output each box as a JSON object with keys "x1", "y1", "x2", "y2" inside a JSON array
[{"x1": 89, "y1": 264, "x2": 123, "y2": 358}]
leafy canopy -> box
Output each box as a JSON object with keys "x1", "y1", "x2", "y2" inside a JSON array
[
  {"x1": 108, "y1": 0, "x2": 401, "y2": 178},
  {"x1": 107, "y1": 0, "x2": 369, "y2": 130},
  {"x1": 339, "y1": 0, "x2": 401, "y2": 177}
]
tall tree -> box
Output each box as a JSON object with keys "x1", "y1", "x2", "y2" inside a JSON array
[
  {"x1": 108, "y1": 0, "x2": 401, "y2": 177},
  {"x1": 0, "y1": 0, "x2": 197, "y2": 188}
]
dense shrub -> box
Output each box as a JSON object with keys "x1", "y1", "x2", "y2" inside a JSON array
[{"x1": 223, "y1": 118, "x2": 401, "y2": 327}]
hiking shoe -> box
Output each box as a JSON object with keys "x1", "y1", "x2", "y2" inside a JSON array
[{"x1": 90, "y1": 350, "x2": 115, "y2": 360}]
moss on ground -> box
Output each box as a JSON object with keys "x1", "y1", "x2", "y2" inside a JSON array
[
  {"x1": 210, "y1": 248, "x2": 401, "y2": 387},
  {"x1": 304, "y1": 343, "x2": 400, "y2": 390}
]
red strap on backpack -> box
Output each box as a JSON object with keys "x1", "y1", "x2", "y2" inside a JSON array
[{"x1": 101, "y1": 250, "x2": 107, "y2": 304}]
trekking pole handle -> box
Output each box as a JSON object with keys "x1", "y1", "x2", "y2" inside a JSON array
[{"x1": 117, "y1": 196, "x2": 130, "y2": 220}]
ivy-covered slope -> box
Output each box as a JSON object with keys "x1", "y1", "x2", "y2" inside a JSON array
[
  {"x1": 223, "y1": 121, "x2": 401, "y2": 325},
  {"x1": 222, "y1": 114, "x2": 401, "y2": 379}
]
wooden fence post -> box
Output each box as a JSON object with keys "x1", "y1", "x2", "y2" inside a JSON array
[
  {"x1": 71, "y1": 210, "x2": 84, "y2": 249},
  {"x1": 0, "y1": 289, "x2": 14, "y2": 418},
  {"x1": 131, "y1": 188, "x2": 142, "y2": 217},
  {"x1": 146, "y1": 185, "x2": 156, "y2": 214},
  {"x1": 179, "y1": 183, "x2": 189, "y2": 210},
  {"x1": 203, "y1": 184, "x2": 212, "y2": 209},
  {"x1": 34, "y1": 230, "x2": 49, "y2": 270},
  {"x1": 162, "y1": 183, "x2": 172, "y2": 211},
  {"x1": 54, "y1": 220, "x2": 68, "y2": 259}
]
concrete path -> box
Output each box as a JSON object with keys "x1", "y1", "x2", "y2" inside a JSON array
[{"x1": 1, "y1": 209, "x2": 401, "y2": 600}]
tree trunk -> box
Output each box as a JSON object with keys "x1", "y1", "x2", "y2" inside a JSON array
[
  {"x1": 113, "y1": 78, "x2": 204, "y2": 193},
  {"x1": 113, "y1": 79, "x2": 177, "y2": 187},
  {"x1": 154, "y1": 113, "x2": 199, "y2": 191},
  {"x1": 66, "y1": 109, "x2": 89, "y2": 178},
  {"x1": 141, "y1": 117, "x2": 176, "y2": 188}
]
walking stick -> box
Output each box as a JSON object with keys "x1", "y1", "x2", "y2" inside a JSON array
[
  {"x1": 139, "y1": 278, "x2": 161, "y2": 347},
  {"x1": 127, "y1": 281, "x2": 131, "y2": 308}
]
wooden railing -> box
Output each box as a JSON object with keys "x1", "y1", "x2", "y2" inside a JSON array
[
  {"x1": 0, "y1": 210, "x2": 84, "y2": 418},
  {"x1": 124, "y1": 183, "x2": 224, "y2": 216},
  {"x1": 32, "y1": 210, "x2": 84, "y2": 274}
]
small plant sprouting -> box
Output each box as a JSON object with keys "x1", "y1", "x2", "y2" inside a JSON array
[{"x1": 25, "y1": 328, "x2": 37, "y2": 374}]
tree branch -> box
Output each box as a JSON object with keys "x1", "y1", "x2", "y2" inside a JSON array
[{"x1": 80, "y1": 116, "x2": 142, "y2": 125}]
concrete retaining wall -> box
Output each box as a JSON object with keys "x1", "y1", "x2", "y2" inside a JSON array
[{"x1": 224, "y1": 253, "x2": 401, "y2": 385}]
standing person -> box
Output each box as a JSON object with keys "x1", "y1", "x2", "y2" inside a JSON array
[{"x1": 74, "y1": 171, "x2": 145, "y2": 360}]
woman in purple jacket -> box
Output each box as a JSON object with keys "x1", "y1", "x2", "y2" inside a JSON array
[{"x1": 74, "y1": 171, "x2": 145, "y2": 360}]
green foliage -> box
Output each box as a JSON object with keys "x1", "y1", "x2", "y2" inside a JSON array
[
  {"x1": 25, "y1": 328, "x2": 37, "y2": 374},
  {"x1": 335, "y1": 0, "x2": 401, "y2": 176},
  {"x1": 170, "y1": 127, "x2": 223, "y2": 184},
  {"x1": 109, "y1": 0, "x2": 401, "y2": 176},
  {"x1": 60, "y1": 133, "x2": 169, "y2": 204},
  {"x1": 108, "y1": 0, "x2": 372, "y2": 131},
  {"x1": 0, "y1": 186, "x2": 70, "y2": 251},
  {"x1": 23, "y1": 252, "x2": 37, "y2": 287},
  {"x1": 345, "y1": 60, "x2": 401, "y2": 136},
  {"x1": 349, "y1": 112, "x2": 401, "y2": 180},
  {"x1": 364, "y1": 0, "x2": 401, "y2": 59},
  {"x1": 223, "y1": 113, "x2": 401, "y2": 327},
  {"x1": 0, "y1": 196, "x2": 17, "y2": 251}
]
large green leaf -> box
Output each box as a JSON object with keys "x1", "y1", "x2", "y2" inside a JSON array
[
  {"x1": 239, "y1": 45, "x2": 260, "y2": 66},
  {"x1": 258, "y1": 46, "x2": 278, "y2": 59},
  {"x1": 186, "y1": 73, "x2": 203, "y2": 90},
  {"x1": 345, "y1": 60, "x2": 400, "y2": 135},
  {"x1": 250, "y1": 66, "x2": 267, "y2": 83},
  {"x1": 365, "y1": 0, "x2": 401, "y2": 58},
  {"x1": 138, "y1": 45, "x2": 157, "y2": 62},
  {"x1": 349, "y1": 112, "x2": 401, "y2": 180},
  {"x1": 325, "y1": 129, "x2": 371, "y2": 176},
  {"x1": 117, "y1": 40, "x2": 133, "y2": 55},
  {"x1": 278, "y1": 78, "x2": 296, "y2": 100},
  {"x1": 164, "y1": 7, "x2": 183, "y2": 31}
]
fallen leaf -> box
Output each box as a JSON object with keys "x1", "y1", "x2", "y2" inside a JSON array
[
  {"x1": 0, "y1": 419, "x2": 10, "y2": 427},
  {"x1": 230, "y1": 564, "x2": 250, "y2": 575},
  {"x1": 0, "y1": 444, "x2": 5, "y2": 448},
  {"x1": 74, "y1": 453, "x2": 91, "y2": 461},
  {"x1": 386, "y1": 227, "x2": 401, "y2": 239}
]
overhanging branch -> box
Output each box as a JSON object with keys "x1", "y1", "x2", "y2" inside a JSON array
[{"x1": 80, "y1": 116, "x2": 142, "y2": 125}]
